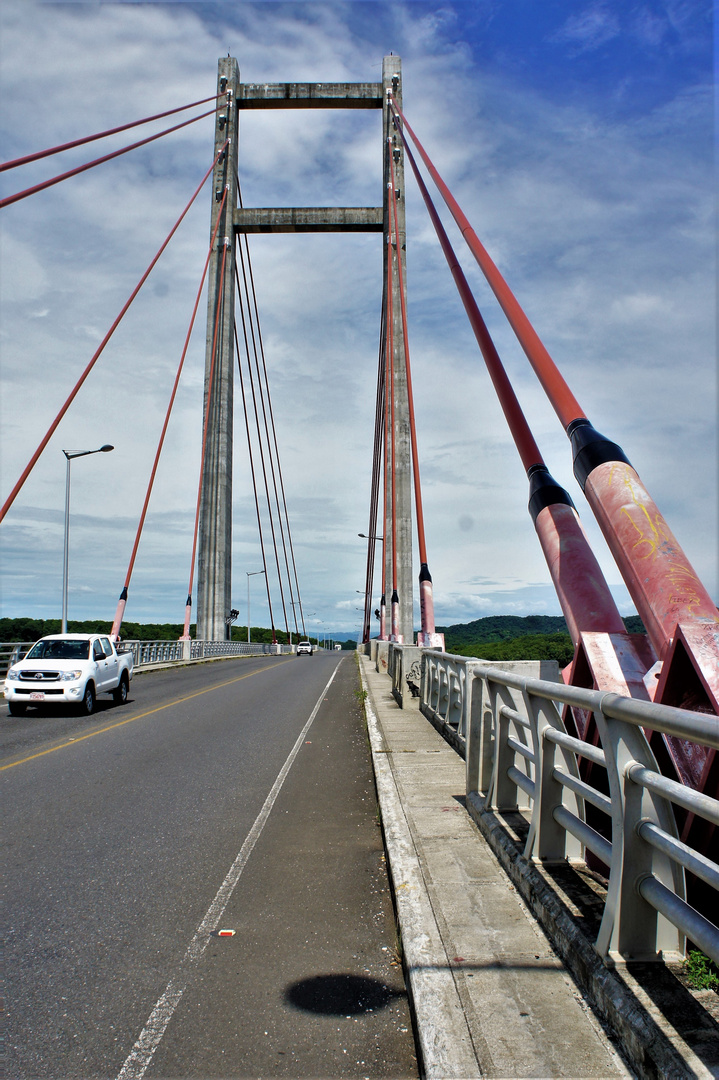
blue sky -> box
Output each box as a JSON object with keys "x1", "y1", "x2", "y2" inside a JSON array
[{"x1": 0, "y1": 1, "x2": 715, "y2": 637}]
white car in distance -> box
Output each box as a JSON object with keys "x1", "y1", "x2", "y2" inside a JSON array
[
  {"x1": 4, "y1": 634, "x2": 133, "y2": 717},
  {"x1": 296, "y1": 640, "x2": 314, "y2": 656}
]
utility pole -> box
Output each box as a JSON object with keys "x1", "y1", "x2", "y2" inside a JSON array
[
  {"x1": 197, "y1": 57, "x2": 239, "y2": 640},
  {"x1": 382, "y1": 55, "x2": 413, "y2": 642}
]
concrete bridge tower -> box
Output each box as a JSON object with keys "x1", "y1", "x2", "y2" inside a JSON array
[
  {"x1": 197, "y1": 57, "x2": 239, "y2": 641},
  {"x1": 197, "y1": 55, "x2": 414, "y2": 642}
]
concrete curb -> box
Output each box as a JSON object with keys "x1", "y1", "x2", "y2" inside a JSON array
[{"x1": 359, "y1": 660, "x2": 481, "y2": 1079}]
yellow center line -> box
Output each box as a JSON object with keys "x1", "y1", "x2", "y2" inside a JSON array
[{"x1": 1, "y1": 658, "x2": 294, "y2": 772}]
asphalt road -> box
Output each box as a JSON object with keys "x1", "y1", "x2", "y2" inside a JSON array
[{"x1": 3, "y1": 653, "x2": 418, "y2": 1079}]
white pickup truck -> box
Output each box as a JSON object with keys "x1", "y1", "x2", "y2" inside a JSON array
[{"x1": 3, "y1": 633, "x2": 133, "y2": 717}]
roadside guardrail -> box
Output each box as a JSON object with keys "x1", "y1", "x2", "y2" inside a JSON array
[
  {"x1": 0, "y1": 639, "x2": 295, "y2": 678},
  {"x1": 382, "y1": 642, "x2": 719, "y2": 967}
]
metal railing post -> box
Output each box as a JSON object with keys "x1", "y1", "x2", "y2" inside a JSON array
[{"x1": 465, "y1": 671, "x2": 495, "y2": 797}]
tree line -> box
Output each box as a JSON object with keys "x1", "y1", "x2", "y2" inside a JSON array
[{"x1": 0, "y1": 618, "x2": 355, "y2": 649}]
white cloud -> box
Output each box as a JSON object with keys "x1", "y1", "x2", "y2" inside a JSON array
[
  {"x1": 550, "y1": 5, "x2": 621, "y2": 52},
  {"x1": 0, "y1": 1, "x2": 715, "y2": 639}
]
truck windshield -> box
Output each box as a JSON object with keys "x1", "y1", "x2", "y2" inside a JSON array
[{"x1": 26, "y1": 639, "x2": 91, "y2": 661}]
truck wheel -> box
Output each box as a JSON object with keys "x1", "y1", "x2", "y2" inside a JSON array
[
  {"x1": 8, "y1": 701, "x2": 27, "y2": 716},
  {"x1": 79, "y1": 682, "x2": 95, "y2": 716},
  {"x1": 112, "y1": 673, "x2": 129, "y2": 705}
]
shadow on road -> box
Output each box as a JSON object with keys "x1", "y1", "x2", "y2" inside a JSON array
[{"x1": 285, "y1": 973, "x2": 406, "y2": 1015}]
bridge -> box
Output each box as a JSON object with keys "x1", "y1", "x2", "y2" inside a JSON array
[{"x1": 1, "y1": 54, "x2": 718, "y2": 1079}]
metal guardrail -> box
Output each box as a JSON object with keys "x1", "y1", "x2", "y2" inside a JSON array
[
  {"x1": 408, "y1": 645, "x2": 719, "y2": 966},
  {"x1": 0, "y1": 639, "x2": 295, "y2": 677},
  {"x1": 0, "y1": 642, "x2": 35, "y2": 678},
  {"x1": 121, "y1": 640, "x2": 294, "y2": 666}
]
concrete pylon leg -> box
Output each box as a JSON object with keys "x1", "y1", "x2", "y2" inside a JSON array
[
  {"x1": 382, "y1": 55, "x2": 413, "y2": 643},
  {"x1": 197, "y1": 58, "x2": 239, "y2": 641}
]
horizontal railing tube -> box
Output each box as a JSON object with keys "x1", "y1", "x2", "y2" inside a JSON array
[
  {"x1": 638, "y1": 820, "x2": 719, "y2": 891},
  {"x1": 499, "y1": 704, "x2": 531, "y2": 730},
  {"x1": 552, "y1": 766, "x2": 613, "y2": 816},
  {"x1": 507, "y1": 765, "x2": 535, "y2": 799},
  {"x1": 627, "y1": 762, "x2": 719, "y2": 825},
  {"x1": 471, "y1": 665, "x2": 719, "y2": 750},
  {"x1": 639, "y1": 875, "x2": 719, "y2": 966},
  {"x1": 553, "y1": 805, "x2": 613, "y2": 866},
  {"x1": 544, "y1": 726, "x2": 607, "y2": 767},
  {"x1": 507, "y1": 736, "x2": 535, "y2": 763}
]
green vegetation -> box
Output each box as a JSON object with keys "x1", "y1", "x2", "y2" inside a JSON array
[
  {"x1": 435, "y1": 614, "x2": 645, "y2": 664},
  {"x1": 685, "y1": 950, "x2": 719, "y2": 992},
  {"x1": 0, "y1": 617, "x2": 200, "y2": 642},
  {"x1": 0, "y1": 617, "x2": 123, "y2": 642},
  {"x1": 0, "y1": 617, "x2": 357, "y2": 648},
  {"x1": 448, "y1": 632, "x2": 576, "y2": 666}
]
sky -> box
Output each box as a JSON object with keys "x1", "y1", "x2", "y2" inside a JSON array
[{"x1": 0, "y1": 0, "x2": 715, "y2": 641}]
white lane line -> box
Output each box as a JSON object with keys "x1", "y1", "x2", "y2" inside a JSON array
[{"x1": 116, "y1": 661, "x2": 341, "y2": 1080}]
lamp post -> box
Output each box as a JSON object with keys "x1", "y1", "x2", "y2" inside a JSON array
[
  {"x1": 62, "y1": 445, "x2": 114, "y2": 633},
  {"x1": 226, "y1": 608, "x2": 240, "y2": 641},
  {"x1": 246, "y1": 570, "x2": 265, "y2": 643}
]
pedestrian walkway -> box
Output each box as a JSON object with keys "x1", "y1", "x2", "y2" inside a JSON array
[{"x1": 358, "y1": 651, "x2": 629, "y2": 1077}]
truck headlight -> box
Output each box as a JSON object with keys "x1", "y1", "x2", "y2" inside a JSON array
[
  {"x1": 60, "y1": 670, "x2": 83, "y2": 682},
  {"x1": 6, "y1": 670, "x2": 19, "y2": 681}
]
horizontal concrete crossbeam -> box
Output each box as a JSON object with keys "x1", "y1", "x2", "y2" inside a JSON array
[
  {"x1": 236, "y1": 82, "x2": 383, "y2": 108},
  {"x1": 234, "y1": 206, "x2": 384, "y2": 233}
]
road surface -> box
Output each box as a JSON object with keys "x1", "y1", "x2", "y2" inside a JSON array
[{"x1": 3, "y1": 652, "x2": 418, "y2": 1078}]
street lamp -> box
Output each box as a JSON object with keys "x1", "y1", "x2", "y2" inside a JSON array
[
  {"x1": 226, "y1": 608, "x2": 240, "y2": 641},
  {"x1": 246, "y1": 570, "x2": 265, "y2": 643},
  {"x1": 62, "y1": 445, "x2": 114, "y2": 633},
  {"x1": 358, "y1": 533, "x2": 383, "y2": 540}
]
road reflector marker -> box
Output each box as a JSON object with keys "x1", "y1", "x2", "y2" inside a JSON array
[{"x1": 214, "y1": 929, "x2": 236, "y2": 937}]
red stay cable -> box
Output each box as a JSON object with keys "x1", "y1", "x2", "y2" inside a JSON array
[
  {"x1": 110, "y1": 187, "x2": 229, "y2": 640},
  {"x1": 386, "y1": 227, "x2": 397, "y2": 595},
  {"x1": 396, "y1": 125, "x2": 543, "y2": 474},
  {"x1": 1, "y1": 94, "x2": 223, "y2": 173},
  {"x1": 385, "y1": 210, "x2": 402, "y2": 648},
  {"x1": 388, "y1": 138, "x2": 444, "y2": 645},
  {"x1": 392, "y1": 100, "x2": 719, "y2": 668},
  {"x1": 389, "y1": 98, "x2": 585, "y2": 431},
  {"x1": 0, "y1": 141, "x2": 228, "y2": 524},
  {"x1": 363, "y1": 310, "x2": 386, "y2": 642},
  {"x1": 0, "y1": 106, "x2": 218, "y2": 210}
]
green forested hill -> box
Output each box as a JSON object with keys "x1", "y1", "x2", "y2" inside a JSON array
[
  {"x1": 436, "y1": 614, "x2": 568, "y2": 645},
  {"x1": 435, "y1": 613, "x2": 645, "y2": 664}
]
